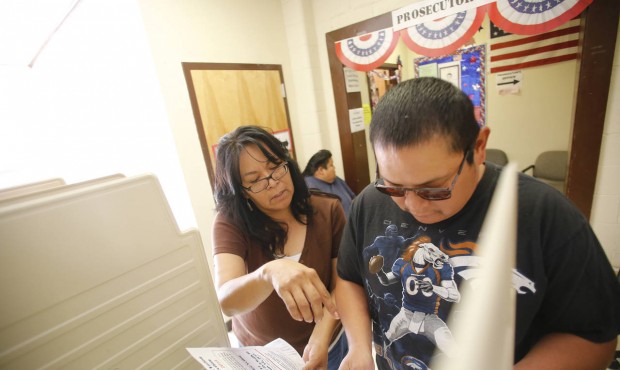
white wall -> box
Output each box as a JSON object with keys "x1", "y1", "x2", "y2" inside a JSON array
[
  {"x1": 137, "y1": 0, "x2": 300, "y2": 268},
  {"x1": 280, "y1": 0, "x2": 326, "y2": 164},
  {"x1": 486, "y1": 61, "x2": 576, "y2": 168}
]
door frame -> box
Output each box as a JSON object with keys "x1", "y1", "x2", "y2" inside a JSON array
[{"x1": 182, "y1": 63, "x2": 294, "y2": 188}]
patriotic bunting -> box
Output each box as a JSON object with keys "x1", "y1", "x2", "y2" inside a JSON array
[
  {"x1": 488, "y1": 0, "x2": 591, "y2": 35},
  {"x1": 334, "y1": 28, "x2": 400, "y2": 72},
  {"x1": 400, "y1": 7, "x2": 486, "y2": 57},
  {"x1": 333, "y1": 0, "x2": 591, "y2": 72}
]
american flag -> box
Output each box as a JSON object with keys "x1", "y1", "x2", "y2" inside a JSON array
[{"x1": 489, "y1": 18, "x2": 580, "y2": 74}]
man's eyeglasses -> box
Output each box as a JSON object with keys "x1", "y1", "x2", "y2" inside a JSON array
[
  {"x1": 242, "y1": 162, "x2": 289, "y2": 193},
  {"x1": 374, "y1": 151, "x2": 469, "y2": 201}
]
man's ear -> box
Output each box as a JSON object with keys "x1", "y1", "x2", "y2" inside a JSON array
[{"x1": 474, "y1": 126, "x2": 491, "y2": 165}]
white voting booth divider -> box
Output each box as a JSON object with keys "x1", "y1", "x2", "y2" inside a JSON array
[
  {"x1": 0, "y1": 174, "x2": 125, "y2": 206},
  {"x1": 0, "y1": 178, "x2": 66, "y2": 201},
  {"x1": 0, "y1": 174, "x2": 229, "y2": 369},
  {"x1": 434, "y1": 162, "x2": 518, "y2": 370}
]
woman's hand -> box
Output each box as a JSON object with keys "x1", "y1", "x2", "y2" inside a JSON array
[
  {"x1": 260, "y1": 259, "x2": 338, "y2": 323},
  {"x1": 302, "y1": 341, "x2": 328, "y2": 370}
]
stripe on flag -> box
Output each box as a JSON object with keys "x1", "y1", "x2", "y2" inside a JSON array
[{"x1": 489, "y1": 18, "x2": 580, "y2": 74}]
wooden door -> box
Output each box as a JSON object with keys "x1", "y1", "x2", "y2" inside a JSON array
[{"x1": 183, "y1": 63, "x2": 294, "y2": 187}]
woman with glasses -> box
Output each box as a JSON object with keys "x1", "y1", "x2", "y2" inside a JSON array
[{"x1": 212, "y1": 125, "x2": 348, "y2": 370}]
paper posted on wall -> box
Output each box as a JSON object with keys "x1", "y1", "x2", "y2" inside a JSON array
[{"x1": 187, "y1": 338, "x2": 305, "y2": 370}]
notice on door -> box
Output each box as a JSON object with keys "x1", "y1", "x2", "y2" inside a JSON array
[
  {"x1": 349, "y1": 108, "x2": 365, "y2": 133},
  {"x1": 343, "y1": 67, "x2": 361, "y2": 93}
]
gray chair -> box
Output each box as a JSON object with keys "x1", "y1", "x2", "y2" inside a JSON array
[
  {"x1": 522, "y1": 150, "x2": 568, "y2": 194},
  {"x1": 486, "y1": 148, "x2": 509, "y2": 166}
]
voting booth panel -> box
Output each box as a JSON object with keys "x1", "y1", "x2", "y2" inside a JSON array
[
  {"x1": 0, "y1": 178, "x2": 66, "y2": 201},
  {"x1": 0, "y1": 174, "x2": 126, "y2": 208},
  {"x1": 0, "y1": 174, "x2": 229, "y2": 370}
]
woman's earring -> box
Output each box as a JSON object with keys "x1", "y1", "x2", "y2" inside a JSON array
[{"x1": 246, "y1": 199, "x2": 253, "y2": 211}]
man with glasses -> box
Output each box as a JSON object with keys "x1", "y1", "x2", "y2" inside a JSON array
[{"x1": 335, "y1": 77, "x2": 620, "y2": 370}]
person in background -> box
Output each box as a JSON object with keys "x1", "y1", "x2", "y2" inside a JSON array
[
  {"x1": 303, "y1": 149, "x2": 356, "y2": 215},
  {"x1": 211, "y1": 125, "x2": 347, "y2": 370},
  {"x1": 335, "y1": 77, "x2": 620, "y2": 370}
]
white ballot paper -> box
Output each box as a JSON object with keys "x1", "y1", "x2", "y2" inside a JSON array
[
  {"x1": 187, "y1": 338, "x2": 305, "y2": 369},
  {"x1": 433, "y1": 162, "x2": 518, "y2": 370}
]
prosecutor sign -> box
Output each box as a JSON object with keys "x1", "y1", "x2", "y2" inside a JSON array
[{"x1": 392, "y1": 0, "x2": 495, "y2": 31}]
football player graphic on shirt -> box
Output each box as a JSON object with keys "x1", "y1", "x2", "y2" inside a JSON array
[
  {"x1": 366, "y1": 283, "x2": 401, "y2": 334},
  {"x1": 363, "y1": 224, "x2": 408, "y2": 269},
  {"x1": 369, "y1": 236, "x2": 461, "y2": 367}
]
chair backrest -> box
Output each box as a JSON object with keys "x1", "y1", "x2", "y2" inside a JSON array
[
  {"x1": 533, "y1": 150, "x2": 568, "y2": 193},
  {"x1": 486, "y1": 149, "x2": 509, "y2": 166}
]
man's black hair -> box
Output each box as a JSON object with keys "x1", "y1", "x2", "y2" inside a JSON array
[{"x1": 370, "y1": 77, "x2": 480, "y2": 163}]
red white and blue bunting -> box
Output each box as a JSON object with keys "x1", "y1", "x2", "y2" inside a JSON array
[
  {"x1": 334, "y1": 28, "x2": 400, "y2": 72},
  {"x1": 400, "y1": 6, "x2": 486, "y2": 57},
  {"x1": 488, "y1": 0, "x2": 591, "y2": 35},
  {"x1": 334, "y1": 0, "x2": 592, "y2": 71}
]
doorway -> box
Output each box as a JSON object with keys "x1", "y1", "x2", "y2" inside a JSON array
[
  {"x1": 367, "y1": 64, "x2": 399, "y2": 112},
  {"x1": 182, "y1": 63, "x2": 295, "y2": 187},
  {"x1": 325, "y1": 0, "x2": 619, "y2": 218}
]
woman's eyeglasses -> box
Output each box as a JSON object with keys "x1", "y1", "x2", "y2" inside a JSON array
[
  {"x1": 242, "y1": 162, "x2": 289, "y2": 193},
  {"x1": 374, "y1": 151, "x2": 469, "y2": 201}
]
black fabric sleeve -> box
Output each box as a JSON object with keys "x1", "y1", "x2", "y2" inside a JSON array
[
  {"x1": 337, "y1": 190, "x2": 364, "y2": 286},
  {"x1": 533, "y1": 192, "x2": 620, "y2": 342}
]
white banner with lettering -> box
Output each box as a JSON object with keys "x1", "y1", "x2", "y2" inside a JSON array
[{"x1": 392, "y1": 0, "x2": 496, "y2": 32}]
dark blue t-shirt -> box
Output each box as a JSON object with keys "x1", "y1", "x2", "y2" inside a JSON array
[
  {"x1": 305, "y1": 175, "x2": 355, "y2": 215},
  {"x1": 338, "y1": 163, "x2": 620, "y2": 369}
]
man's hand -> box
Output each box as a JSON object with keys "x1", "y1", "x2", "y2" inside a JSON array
[
  {"x1": 418, "y1": 280, "x2": 433, "y2": 293},
  {"x1": 302, "y1": 341, "x2": 328, "y2": 370},
  {"x1": 338, "y1": 348, "x2": 375, "y2": 370}
]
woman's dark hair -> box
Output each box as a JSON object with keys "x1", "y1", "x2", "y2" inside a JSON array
[
  {"x1": 370, "y1": 77, "x2": 480, "y2": 163},
  {"x1": 213, "y1": 125, "x2": 312, "y2": 257},
  {"x1": 302, "y1": 149, "x2": 332, "y2": 177}
]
